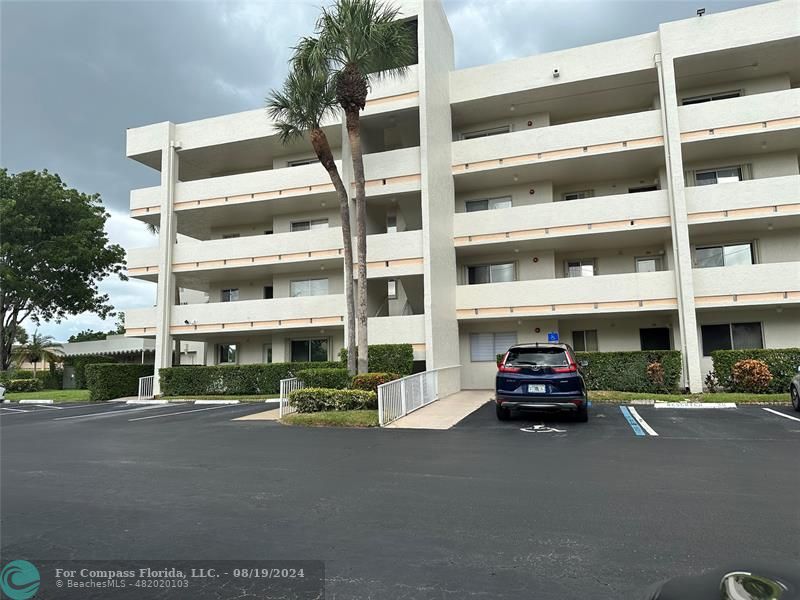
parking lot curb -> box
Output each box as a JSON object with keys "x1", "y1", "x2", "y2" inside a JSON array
[
  {"x1": 18, "y1": 399, "x2": 54, "y2": 405},
  {"x1": 126, "y1": 399, "x2": 169, "y2": 405},
  {"x1": 653, "y1": 402, "x2": 737, "y2": 409},
  {"x1": 193, "y1": 400, "x2": 240, "y2": 405}
]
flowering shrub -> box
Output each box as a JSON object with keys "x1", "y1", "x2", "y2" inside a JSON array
[{"x1": 731, "y1": 359, "x2": 773, "y2": 394}]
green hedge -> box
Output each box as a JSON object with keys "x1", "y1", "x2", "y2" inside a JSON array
[
  {"x1": 712, "y1": 348, "x2": 800, "y2": 393},
  {"x1": 85, "y1": 364, "x2": 153, "y2": 402},
  {"x1": 296, "y1": 368, "x2": 351, "y2": 389},
  {"x1": 6, "y1": 378, "x2": 43, "y2": 392},
  {"x1": 339, "y1": 344, "x2": 413, "y2": 376},
  {"x1": 159, "y1": 362, "x2": 341, "y2": 396},
  {"x1": 350, "y1": 372, "x2": 400, "y2": 394},
  {"x1": 576, "y1": 350, "x2": 682, "y2": 393},
  {"x1": 64, "y1": 355, "x2": 118, "y2": 389},
  {"x1": 289, "y1": 388, "x2": 377, "y2": 413}
]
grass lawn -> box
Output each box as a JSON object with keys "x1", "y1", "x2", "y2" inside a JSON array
[
  {"x1": 160, "y1": 394, "x2": 279, "y2": 402},
  {"x1": 282, "y1": 410, "x2": 379, "y2": 428},
  {"x1": 590, "y1": 390, "x2": 788, "y2": 404},
  {"x1": 4, "y1": 389, "x2": 91, "y2": 402}
]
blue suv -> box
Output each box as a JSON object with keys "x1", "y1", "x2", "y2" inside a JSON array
[{"x1": 495, "y1": 343, "x2": 589, "y2": 422}]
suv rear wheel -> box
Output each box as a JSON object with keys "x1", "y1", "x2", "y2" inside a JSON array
[
  {"x1": 496, "y1": 404, "x2": 511, "y2": 421},
  {"x1": 575, "y1": 404, "x2": 589, "y2": 423},
  {"x1": 791, "y1": 385, "x2": 800, "y2": 412}
]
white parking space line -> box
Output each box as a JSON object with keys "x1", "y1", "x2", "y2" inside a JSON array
[
  {"x1": 762, "y1": 407, "x2": 800, "y2": 423},
  {"x1": 627, "y1": 406, "x2": 659, "y2": 436},
  {"x1": 128, "y1": 405, "x2": 232, "y2": 421},
  {"x1": 53, "y1": 405, "x2": 166, "y2": 421},
  {"x1": 0, "y1": 407, "x2": 29, "y2": 413}
]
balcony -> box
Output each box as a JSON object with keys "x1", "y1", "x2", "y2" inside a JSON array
[
  {"x1": 368, "y1": 314, "x2": 426, "y2": 358},
  {"x1": 693, "y1": 262, "x2": 800, "y2": 309},
  {"x1": 456, "y1": 271, "x2": 677, "y2": 319},
  {"x1": 451, "y1": 110, "x2": 663, "y2": 176},
  {"x1": 686, "y1": 175, "x2": 800, "y2": 225},
  {"x1": 679, "y1": 88, "x2": 800, "y2": 141},
  {"x1": 125, "y1": 295, "x2": 346, "y2": 337},
  {"x1": 454, "y1": 190, "x2": 670, "y2": 247},
  {"x1": 364, "y1": 65, "x2": 419, "y2": 116}
]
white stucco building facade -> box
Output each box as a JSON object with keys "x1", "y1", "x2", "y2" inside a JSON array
[{"x1": 124, "y1": 0, "x2": 800, "y2": 394}]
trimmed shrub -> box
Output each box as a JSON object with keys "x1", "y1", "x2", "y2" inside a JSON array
[
  {"x1": 350, "y1": 372, "x2": 401, "y2": 394},
  {"x1": 730, "y1": 359, "x2": 773, "y2": 394},
  {"x1": 6, "y1": 378, "x2": 43, "y2": 392},
  {"x1": 288, "y1": 387, "x2": 377, "y2": 413},
  {"x1": 339, "y1": 344, "x2": 413, "y2": 376},
  {"x1": 712, "y1": 348, "x2": 800, "y2": 393},
  {"x1": 85, "y1": 364, "x2": 153, "y2": 402},
  {"x1": 64, "y1": 355, "x2": 119, "y2": 389},
  {"x1": 296, "y1": 368, "x2": 351, "y2": 390},
  {"x1": 576, "y1": 350, "x2": 682, "y2": 393},
  {"x1": 159, "y1": 362, "x2": 341, "y2": 396},
  {"x1": 11, "y1": 370, "x2": 34, "y2": 380}
]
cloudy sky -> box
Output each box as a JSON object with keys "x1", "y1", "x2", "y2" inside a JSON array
[{"x1": 2, "y1": 0, "x2": 768, "y2": 341}]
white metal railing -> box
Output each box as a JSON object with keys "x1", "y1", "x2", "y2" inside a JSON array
[
  {"x1": 279, "y1": 377, "x2": 305, "y2": 418},
  {"x1": 138, "y1": 375, "x2": 155, "y2": 401},
  {"x1": 377, "y1": 366, "x2": 460, "y2": 427}
]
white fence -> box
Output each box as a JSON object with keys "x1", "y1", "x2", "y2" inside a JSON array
[
  {"x1": 279, "y1": 377, "x2": 305, "y2": 418},
  {"x1": 138, "y1": 375, "x2": 155, "y2": 401},
  {"x1": 377, "y1": 366, "x2": 461, "y2": 427}
]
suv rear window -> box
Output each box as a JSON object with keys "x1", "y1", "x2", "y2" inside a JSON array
[{"x1": 505, "y1": 347, "x2": 569, "y2": 367}]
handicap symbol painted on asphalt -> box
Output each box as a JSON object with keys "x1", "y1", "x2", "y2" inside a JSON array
[{"x1": 520, "y1": 424, "x2": 566, "y2": 433}]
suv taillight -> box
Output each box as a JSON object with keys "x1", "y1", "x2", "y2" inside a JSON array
[
  {"x1": 497, "y1": 352, "x2": 521, "y2": 373},
  {"x1": 552, "y1": 360, "x2": 578, "y2": 373}
]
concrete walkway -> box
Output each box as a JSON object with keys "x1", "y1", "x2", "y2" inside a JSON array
[
  {"x1": 233, "y1": 407, "x2": 281, "y2": 421},
  {"x1": 385, "y1": 390, "x2": 491, "y2": 430}
]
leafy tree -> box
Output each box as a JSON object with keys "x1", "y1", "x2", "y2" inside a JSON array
[
  {"x1": 267, "y1": 61, "x2": 357, "y2": 375},
  {"x1": 13, "y1": 330, "x2": 63, "y2": 375},
  {"x1": 298, "y1": 0, "x2": 414, "y2": 373},
  {"x1": 0, "y1": 169, "x2": 126, "y2": 371},
  {"x1": 68, "y1": 330, "x2": 108, "y2": 343}
]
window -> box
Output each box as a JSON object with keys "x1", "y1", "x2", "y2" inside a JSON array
[
  {"x1": 386, "y1": 214, "x2": 397, "y2": 233},
  {"x1": 636, "y1": 256, "x2": 663, "y2": 273},
  {"x1": 262, "y1": 345, "x2": 272, "y2": 363},
  {"x1": 469, "y1": 332, "x2": 517, "y2": 362},
  {"x1": 218, "y1": 344, "x2": 237, "y2": 364},
  {"x1": 291, "y1": 219, "x2": 328, "y2": 232},
  {"x1": 290, "y1": 278, "x2": 328, "y2": 297},
  {"x1": 290, "y1": 339, "x2": 329, "y2": 362},
  {"x1": 221, "y1": 233, "x2": 240, "y2": 239},
  {"x1": 640, "y1": 328, "x2": 671, "y2": 350},
  {"x1": 467, "y1": 262, "x2": 515, "y2": 284},
  {"x1": 572, "y1": 330, "x2": 598, "y2": 352},
  {"x1": 681, "y1": 90, "x2": 742, "y2": 105},
  {"x1": 628, "y1": 185, "x2": 658, "y2": 193},
  {"x1": 287, "y1": 158, "x2": 317, "y2": 167},
  {"x1": 694, "y1": 166, "x2": 743, "y2": 186},
  {"x1": 263, "y1": 286, "x2": 273, "y2": 300},
  {"x1": 387, "y1": 279, "x2": 397, "y2": 299},
  {"x1": 701, "y1": 322, "x2": 763, "y2": 356},
  {"x1": 695, "y1": 243, "x2": 754, "y2": 268},
  {"x1": 566, "y1": 259, "x2": 596, "y2": 278},
  {"x1": 465, "y1": 196, "x2": 512, "y2": 213},
  {"x1": 560, "y1": 190, "x2": 594, "y2": 202},
  {"x1": 461, "y1": 125, "x2": 510, "y2": 140},
  {"x1": 220, "y1": 288, "x2": 239, "y2": 302}
]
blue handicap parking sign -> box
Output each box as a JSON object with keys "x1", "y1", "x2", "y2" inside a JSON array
[{"x1": 547, "y1": 332, "x2": 559, "y2": 342}]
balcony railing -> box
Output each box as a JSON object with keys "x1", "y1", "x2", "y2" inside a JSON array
[
  {"x1": 686, "y1": 175, "x2": 800, "y2": 224},
  {"x1": 451, "y1": 110, "x2": 663, "y2": 175},
  {"x1": 456, "y1": 271, "x2": 677, "y2": 319},
  {"x1": 454, "y1": 190, "x2": 670, "y2": 246},
  {"x1": 693, "y1": 262, "x2": 800, "y2": 308}
]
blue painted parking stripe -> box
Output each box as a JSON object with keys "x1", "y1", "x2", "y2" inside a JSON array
[{"x1": 620, "y1": 406, "x2": 646, "y2": 436}]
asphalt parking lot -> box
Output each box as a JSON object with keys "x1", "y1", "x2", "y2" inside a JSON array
[{"x1": 1, "y1": 399, "x2": 798, "y2": 599}]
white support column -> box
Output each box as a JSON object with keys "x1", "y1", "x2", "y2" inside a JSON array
[
  {"x1": 152, "y1": 125, "x2": 179, "y2": 396},
  {"x1": 655, "y1": 51, "x2": 703, "y2": 393}
]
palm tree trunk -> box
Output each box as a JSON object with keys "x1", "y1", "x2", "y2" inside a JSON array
[
  {"x1": 345, "y1": 109, "x2": 369, "y2": 374},
  {"x1": 310, "y1": 128, "x2": 357, "y2": 375}
]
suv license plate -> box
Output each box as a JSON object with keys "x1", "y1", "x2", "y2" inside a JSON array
[{"x1": 528, "y1": 384, "x2": 546, "y2": 393}]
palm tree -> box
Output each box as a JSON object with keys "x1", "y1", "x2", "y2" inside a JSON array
[
  {"x1": 267, "y1": 60, "x2": 357, "y2": 374},
  {"x1": 13, "y1": 330, "x2": 62, "y2": 376},
  {"x1": 298, "y1": 0, "x2": 415, "y2": 373}
]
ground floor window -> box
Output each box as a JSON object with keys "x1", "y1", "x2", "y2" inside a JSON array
[
  {"x1": 470, "y1": 332, "x2": 517, "y2": 362},
  {"x1": 701, "y1": 322, "x2": 763, "y2": 356},
  {"x1": 640, "y1": 327, "x2": 671, "y2": 350},
  {"x1": 218, "y1": 344, "x2": 237, "y2": 364},
  {"x1": 571, "y1": 330, "x2": 598, "y2": 352},
  {"x1": 263, "y1": 344, "x2": 272, "y2": 363},
  {"x1": 291, "y1": 339, "x2": 328, "y2": 362}
]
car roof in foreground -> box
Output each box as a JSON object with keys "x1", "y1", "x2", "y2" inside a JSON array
[{"x1": 510, "y1": 343, "x2": 570, "y2": 350}]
